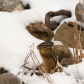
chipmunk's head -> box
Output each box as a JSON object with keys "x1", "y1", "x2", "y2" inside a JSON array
[
  {"x1": 37, "y1": 41, "x2": 54, "y2": 50},
  {"x1": 37, "y1": 41, "x2": 54, "y2": 58}
]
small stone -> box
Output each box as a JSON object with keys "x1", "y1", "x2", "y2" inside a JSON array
[
  {"x1": 50, "y1": 21, "x2": 57, "y2": 31},
  {"x1": 24, "y1": 4, "x2": 31, "y2": 9},
  {"x1": 0, "y1": 73, "x2": 20, "y2": 84},
  {"x1": 75, "y1": 3, "x2": 84, "y2": 22},
  {"x1": 0, "y1": 67, "x2": 8, "y2": 74},
  {"x1": 60, "y1": 58, "x2": 74, "y2": 67},
  {"x1": 26, "y1": 22, "x2": 54, "y2": 41},
  {"x1": 0, "y1": 0, "x2": 24, "y2": 12},
  {"x1": 52, "y1": 45, "x2": 72, "y2": 62},
  {"x1": 0, "y1": 77, "x2": 5, "y2": 84},
  {"x1": 68, "y1": 22, "x2": 74, "y2": 27}
]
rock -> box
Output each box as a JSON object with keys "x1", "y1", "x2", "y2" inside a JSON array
[
  {"x1": 50, "y1": 21, "x2": 57, "y2": 31},
  {"x1": 45, "y1": 10, "x2": 71, "y2": 30},
  {"x1": 68, "y1": 21, "x2": 74, "y2": 27},
  {"x1": 60, "y1": 58, "x2": 74, "y2": 67},
  {"x1": 52, "y1": 45, "x2": 72, "y2": 63},
  {"x1": 54, "y1": 22, "x2": 84, "y2": 49},
  {"x1": 75, "y1": 3, "x2": 84, "y2": 22},
  {"x1": 0, "y1": 0, "x2": 24, "y2": 12},
  {"x1": 26, "y1": 22, "x2": 54, "y2": 41},
  {"x1": 0, "y1": 73, "x2": 20, "y2": 84},
  {"x1": 24, "y1": 4, "x2": 31, "y2": 9},
  {"x1": 0, "y1": 67, "x2": 8, "y2": 74}
]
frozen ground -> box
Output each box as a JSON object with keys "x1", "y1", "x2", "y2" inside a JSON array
[{"x1": 0, "y1": 0, "x2": 84, "y2": 84}]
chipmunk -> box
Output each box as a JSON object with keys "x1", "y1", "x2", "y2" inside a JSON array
[{"x1": 37, "y1": 41, "x2": 57, "y2": 73}]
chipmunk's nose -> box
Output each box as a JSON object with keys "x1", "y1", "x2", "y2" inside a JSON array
[{"x1": 37, "y1": 46, "x2": 39, "y2": 50}]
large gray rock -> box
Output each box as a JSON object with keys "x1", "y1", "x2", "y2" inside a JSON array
[
  {"x1": 75, "y1": 3, "x2": 84, "y2": 22},
  {"x1": 0, "y1": 73, "x2": 20, "y2": 84},
  {"x1": 54, "y1": 22, "x2": 84, "y2": 49},
  {"x1": 52, "y1": 45, "x2": 72, "y2": 66},
  {"x1": 0, "y1": 0, "x2": 24, "y2": 12},
  {"x1": 26, "y1": 22, "x2": 54, "y2": 41}
]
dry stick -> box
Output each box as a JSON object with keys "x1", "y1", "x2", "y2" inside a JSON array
[
  {"x1": 72, "y1": 29, "x2": 75, "y2": 64},
  {"x1": 45, "y1": 10, "x2": 71, "y2": 29},
  {"x1": 75, "y1": 22, "x2": 79, "y2": 63},
  {"x1": 41, "y1": 66, "x2": 53, "y2": 84},
  {"x1": 22, "y1": 52, "x2": 33, "y2": 84},
  {"x1": 79, "y1": 13, "x2": 82, "y2": 40},
  {"x1": 78, "y1": 41, "x2": 83, "y2": 62},
  {"x1": 24, "y1": 51, "x2": 44, "y2": 76},
  {"x1": 24, "y1": 52, "x2": 32, "y2": 65},
  {"x1": 78, "y1": 11, "x2": 83, "y2": 62},
  {"x1": 23, "y1": 50, "x2": 44, "y2": 76},
  {"x1": 31, "y1": 53, "x2": 36, "y2": 65},
  {"x1": 29, "y1": 43, "x2": 40, "y2": 66},
  {"x1": 31, "y1": 50, "x2": 40, "y2": 65},
  {"x1": 30, "y1": 50, "x2": 44, "y2": 76},
  {"x1": 74, "y1": 11, "x2": 83, "y2": 63},
  {"x1": 73, "y1": 22, "x2": 76, "y2": 63},
  {"x1": 22, "y1": 52, "x2": 32, "y2": 84},
  {"x1": 73, "y1": 22, "x2": 78, "y2": 63},
  {"x1": 31, "y1": 50, "x2": 44, "y2": 76},
  {"x1": 29, "y1": 43, "x2": 34, "y2": 49},
  {"x1": 79, "y1": 11, "x2": 83, "y2": 62}
]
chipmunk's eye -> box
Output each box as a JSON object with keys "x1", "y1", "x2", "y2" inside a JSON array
[{"x1": 42, "y1": 44, "x2": 46, "y2": 47}]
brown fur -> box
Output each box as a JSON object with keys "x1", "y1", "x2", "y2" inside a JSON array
[{"x1": 37, "y1": 42, "x2": 57, "y2": 73}]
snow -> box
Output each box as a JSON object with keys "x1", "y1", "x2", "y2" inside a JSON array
[
  {"x1": 0, "y1": 10, "x2": 43, "y2": 75},
  {"x1": 20, "y1": 73, "x2": 78, "y2": 84},
  {"x1": 64, "y1": 62, "x2": 84, "y2": 84},
  {"x1": 20, "y1": 0, "x2": 79, "y2": 23},
  {"x1": 53, "y1": 41, "x2": 63, "y2": 45},
  {"x1": 0, "y1": 0, "x2": 84, "y2": 84}
]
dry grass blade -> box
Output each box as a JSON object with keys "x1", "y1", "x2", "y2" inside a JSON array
[
  {"x1": 50, "y1": 56, "x2": 63, "y2": 74},
  {"x1": 31, "y1": 50, "x2": 40, "y2": 65},
  {"x1": 72, "y1": 15, "x2": 83, "y2": 63},
  {"x1": 41, "y1": 66, "x2": 53, "y2": 84},
  {"x1": 79, "y1": 12, "x2": 82, "y2": 40},
  {"x1": 72, "y1": 15, "x2": 83, "y2": 83},
  {"x1": 50, "y1": 67, "x2": 56, "y2": 74},
  {"x1": 24, "y1": 52, "x2": 32, "y2": 66},
  {"x1": 78, "y1": 41, "x2": 83, "y2": 62},
  {"x1": 73, "y1": 22, "x2": 79, "y2": 63}
]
